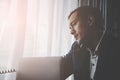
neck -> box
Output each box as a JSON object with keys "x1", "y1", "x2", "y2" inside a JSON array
[{"x1": 84, "y1": 31, "x2": 104, "y2": 53}]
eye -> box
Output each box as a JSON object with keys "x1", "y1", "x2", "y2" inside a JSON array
[{"x1": 71, "y1": 21, "x2": 76, "y2": 27}]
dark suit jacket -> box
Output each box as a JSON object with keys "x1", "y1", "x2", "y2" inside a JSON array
[{"x1": 60, "y1": 34, "x2": 120, "y2": 80}]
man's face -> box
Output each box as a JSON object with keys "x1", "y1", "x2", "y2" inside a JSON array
[{"x1": 68, "y1": 11, "x2": 85, "y2": 42}]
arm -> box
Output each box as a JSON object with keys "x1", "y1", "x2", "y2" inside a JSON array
[{"x1": 60, "y1": 41, "x2": 78, "y2": 80}]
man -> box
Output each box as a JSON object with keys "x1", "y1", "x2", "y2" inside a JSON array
[{"x1": 60, "y1": 6, "x2": 120, "y2": 80}]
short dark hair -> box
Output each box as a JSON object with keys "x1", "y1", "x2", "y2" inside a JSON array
[{"x1": 68, "y1": 6, "x2": 105, "y2": 31}]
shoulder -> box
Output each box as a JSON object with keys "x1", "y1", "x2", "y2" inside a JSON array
[
  {"x1": 71, "y1": 41, "x2": 79, "y2": 49},
  {"x1": 101, "y1": 34, "x2": 120, "y2": 54},
  {"x1": 103, "y1": 34, "x2": 120, "y2": 46}
]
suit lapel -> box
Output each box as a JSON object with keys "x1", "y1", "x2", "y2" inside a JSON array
[{"x1": 74, "y1": 44, "x2": 91, "y2": 80}]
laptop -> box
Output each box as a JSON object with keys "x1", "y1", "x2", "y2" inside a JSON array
[{"x1": 16, "y1": 57, "x2": 61, "y2": 80}]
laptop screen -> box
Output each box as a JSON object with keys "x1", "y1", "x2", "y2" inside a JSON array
[{"x1": 16, "y1": 57, "x2": 61, "y2": 80}]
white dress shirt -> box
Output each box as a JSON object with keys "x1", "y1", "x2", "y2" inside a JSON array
[{"x1": 90, "y1": 51, "x2": 98, "y2": 80}]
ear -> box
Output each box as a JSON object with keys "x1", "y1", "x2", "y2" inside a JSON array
[{"x1": 88, "y1": 16, "x2": 95, "y2": 27}]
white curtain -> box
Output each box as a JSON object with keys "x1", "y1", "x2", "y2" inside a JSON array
[
  {"x1": 0, "y1": 0, "x2": 78, "y2": 80},
  {"x1": 23, "y1": 0, "x2": 78, "y2": 57}
]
